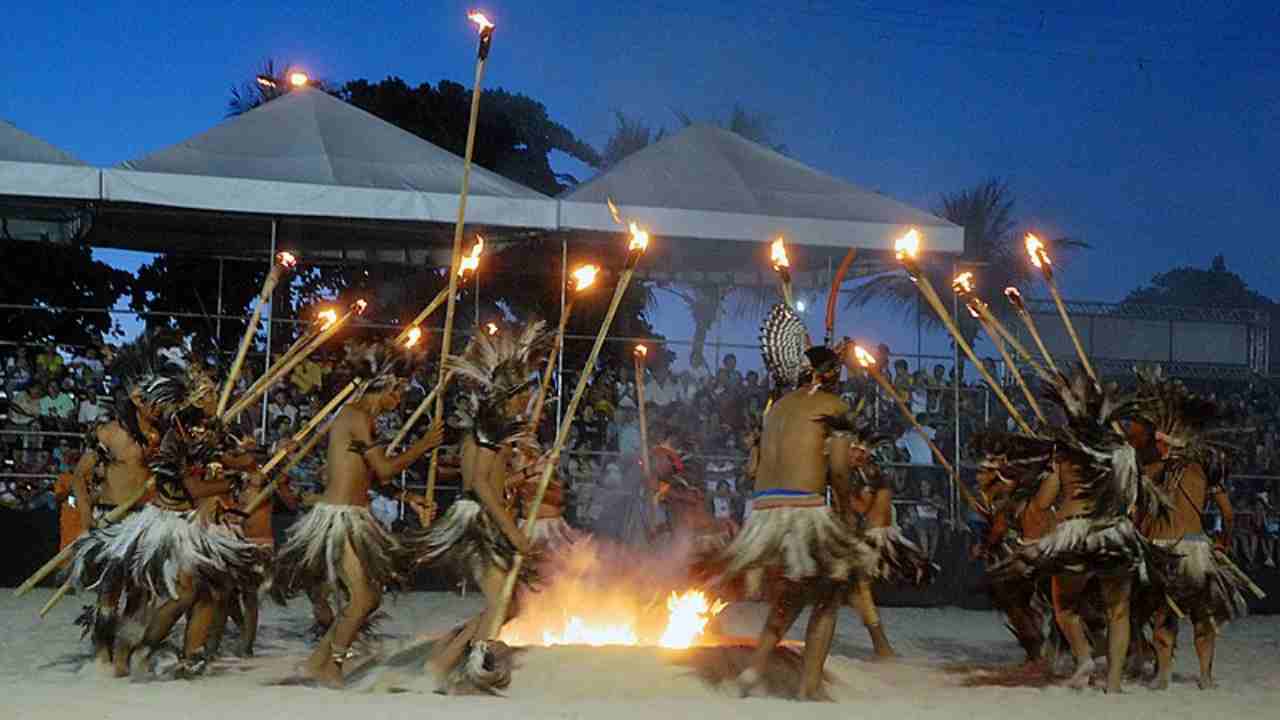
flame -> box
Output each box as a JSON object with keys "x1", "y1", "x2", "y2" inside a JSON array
[
  {"x1": 854, "y1": 345, "x2": 876, "y2": 368},
  {"x1": 606, "y1": 197, "x2": 624, "y2": 226},
  {"x1": 459, "y1": 236, "x2": 484, "y2": 277},
  {"x1": 770, "y1": 237, "x2": 790, "y2": 270},
  {"x1": 658, "y1": 591, "x2": 728, "y2": 649},
  {"x1": 288, "y1": 72, "x2": 309, "y2": 88},
  {"x1": 496, "y1": 543, "x2": 725, "y2": 649},
  {"x1": 627, "y1": 222, "x2": 650, "y2": 253},
  {"x1": 404, "y1": 326, "x2": 422, "y2": 348},
  {"x1": 895, "y1": 228, "x2": 921, "y2": 261},
  {"x1": 468, "y1": 10, "x2": 494, "y2": 31},
  {"x1": 354, "y1": 299, "x2": 369, "y2": 315},
  {"x1": 1025, "y1": 233, "x2": 1050, "y2": 269},
  {"x1": 953, "y1": 271, "x2": 975, "y2": 295},
  {"x1": 634, "y1": 344, "x2": 648, "y2": 358},
  {"x1": 571, "y1": 264, "x2": 599, "y2": 292},
  {"x1": 317, "y1": 309, "x2": 338, "y2": 330},
  {"x1": 485, "y1": 322, "x2": 499, "y2": 336},
  {"x1": 966, "y1": 302, "x2": 981, "y2": 319},
  {"x1": 276, "y1": 251, "x2": 298, "y2": 269}
]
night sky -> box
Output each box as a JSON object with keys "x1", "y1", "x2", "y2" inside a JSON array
[{"x1": 5, "y1": 1, "x2": 1279, "y2": 366}]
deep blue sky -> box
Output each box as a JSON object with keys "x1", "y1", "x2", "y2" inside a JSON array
[{"x1": 5, "y1": 1, "x2": 1279, "y2": 367}]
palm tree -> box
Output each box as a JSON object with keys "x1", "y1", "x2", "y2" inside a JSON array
[
  {"x1": 843, "y1": 178, "x2": 1087, "y2": 350},
  {"x1": 226, "y1": 60, "x2": 331, "y2": 117}
]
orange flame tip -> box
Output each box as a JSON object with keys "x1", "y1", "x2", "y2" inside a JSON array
[
  {"x1": 317, "y1": 309, "x2": 338, "y2": 330},
  {"x1": 634, "y1": 344, "x2": 648, "y2": 358},
  {"x1": 571, "y1": 264, "x2": 600, "y2": 292},
  {"x1": 404, "y1": 327, "x2": 423, "y2": 348},
  {"x1": 288, "y1": 72, "x2": 309, "y2": 88},
  {"x1": 895, "y1": 228, "x2": 921, "y2": 261},
  {"x1": 458, "y1": 236, "x2": 484, "y2": 277},
  {"x1": 853, "y1": 345, "x2": 876, "y2": 368},
  {"x1": 966, "y1": 302, "x2": 981, "y2": 319},
  {"x1": 627, "y1": 222, "x2": 650, "y2": 253},
  {"x1": 354, "y1": 299, "x2": 369, "y2": 315},
  {"x1": 485, "y1": 322, "x2": 499, "y2": 336},
  {"x1": 276, "y1": 251, "x2": 298, "y2": 269},
  {"x1": 769, "y1": 237, "x2": 790, "y2": 270},
  {"x1": 606, "y1": 197, "x2": 624, "y2": 226},
  {"x1": 952, "y1": 271, "x2": 975, "y2": 295},
  {"x1": 1025, "y1": 233, "x2": 1050, "y2": 269},
  {"x1": 468, "y1": 10, "x2": 494, "y2": 31}
]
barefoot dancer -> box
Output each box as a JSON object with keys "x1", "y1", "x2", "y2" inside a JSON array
[
  {"x1": 697, "y1": 313, "x2": 876, "y2": 700},
  {"x1": 1131, "y1": 370, "x2": 1256, "y2": 690},
  {"x1": 410, "y1": 323, "x2": 548, "y2": 692},
  {"x1": 272, "y1": 368, "x2": 444, "y2": 686}
]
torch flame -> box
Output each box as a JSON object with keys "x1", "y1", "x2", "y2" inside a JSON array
[
  {"x1": 854, "y1": 345, "x2": 876, "y2": 368},
  {"x1": 468, "y1": 10, "x2": 494, "y2": 31},
  {"x1": 1004, "y1": 286, "x2": 1025, "y2": 306},
  {"x1": 485, "y1": 322, "x2": 499, "y2": 336},
  {"x1": 966, "y1": 302, "x2": 981, "y2": 319},
  {"x1": 657, "y1": 591, "x2": 728, "y2": 649},
  {"x1": 571, "y1": 264, "x2": 600, "y2": 292},
  {"x1": 627, "y1": 222, "x2": 650, "y2": 253},
  {"x1": 276, "y1": 251, "x2": 298, "y2": 269},
  {"x1": 317, "y1": 309, "x2": 338, "y2": 330},
  {"x1": 606, "y1": 197, "x2": 624, "y2": 226},
  {"x1": 634, "y1": 344, "x2": 647, "y2": 358},
  {"x1": 404, "y1": 326, "x2": 423, "y2": 348},
  {"x1": 895, "y1": 228, "x2": 921, "y2": 261},
  {"x1": 1025, "y1": 233, "x2": 1051, "y2": 269},
  {"x1": 953, "y1": 271, "x2": 975, "y2": 295},
  {"x1": 458, "y1": 236, "x2": 484, "y2": 277},
  {"x1": 354, "y1": 299, "x2": 369, "y2": 315},
  {"x1": 770, "y1": 237, "x2": 790, "y2": 270},
  {"x1": 288, "y1": 72, "x2": 309, "y2": 88}
]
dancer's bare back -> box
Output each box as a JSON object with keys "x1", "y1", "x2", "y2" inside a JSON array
[{"x1": 756, "y1": 389, "x2": 851, "y2": 496}]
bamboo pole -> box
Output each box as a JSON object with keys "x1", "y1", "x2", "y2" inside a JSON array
[
  {"x1": 216, "y1": 253, "x2": 293, "y2": 416},
  {"x1": 1005, "y1": 287, "x2": 1060, "y2": 375},
  {"x1": 967, "y1": 301, "x2": 1047, "y2": 424},
  {"x1": 633, "y1": 346, "x2": 652, "y2": 482},
  {"x1": 425, "y1": 34, "x2": 493, "y2": 504},
  {"x1": 1045, "y1": 277, "x2": 1097, "y2": 384}
]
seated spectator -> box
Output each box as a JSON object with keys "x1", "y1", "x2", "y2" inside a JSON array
[
  {"x1": 9, "y1": 383, "x2": 44, "y2": 449},
  {"x1": 291, "y1": 355, "x2": 328, "y2": 395},
  {"x1": 40, "y1": 380, "x2": 76, "y2": 430},
  {"x1": 77, "y1": 391, "x2": 107, "y2": 427},
  {"x1": 35, "y1": 344, "x2": 65, "y2": 379}
]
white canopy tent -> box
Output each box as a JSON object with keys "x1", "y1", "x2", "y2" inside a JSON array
[
  {"x1": 0, "y1": 120, "x2": 98, "y2": 243},
  {"x1": 100, "y1": 87, "x2": 556, "y2": 232},
  {"x1": 560, "y1": 124, "x2": 962, "y2": 273}
]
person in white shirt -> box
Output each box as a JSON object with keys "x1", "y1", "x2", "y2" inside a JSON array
[
  {"x1": 77, "y1": 394, "x2": 106, "y2": 425},
  {"x1": 895, "y1": 415, "x2": 936, "y2": 466}
]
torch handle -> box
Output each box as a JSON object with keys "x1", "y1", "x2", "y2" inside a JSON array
[
  {"x1": 1012, "y1": 306, "x2": 1060, "y2": 375},
  {"x1": 425, "y1": 53, "x2": 489, "y2": 503},
  {"x1": 387, "y1": 375, "x2": 451, "y2": 455},
  {"x1": 399, "y1": 287, "x2": 450, "y2": 342},
  {"x1": 223, "y1": 309, "x2": 351, "y2": 421},
  {"x1": 1046, "y1": 279, "x2": 1098, "y2": 384},
  {"x1": 527, "y1": 302, "x2": 572, "y2": 434},
  {"x1": 488, "y1": 266, "x2": 638, "y2": 638},
  {"x1": 216, "y1": 272, "x2": 280, "y2": 416},
  {"x1": 915, "y1": 275, "x2": 1034, "y2": 435},
  {"x1": 976, "y1": 303, "x2": 1050, "y2": 381},
  {"x1": 634, "y1": 355, "x2": 652, "y2": 482},
  {"x1": 976, "y1": 313, "x2": 1047, "y2": 424},
  {"x1": 238, "y1": 326, "x2": 320, "y2": 408}
]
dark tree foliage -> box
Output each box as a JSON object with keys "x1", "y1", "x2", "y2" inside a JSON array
[{"x1": 0, "y1": 240, "x2": 131, "y2": 346}]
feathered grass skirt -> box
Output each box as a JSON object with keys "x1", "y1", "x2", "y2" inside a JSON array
[
  {"x1": 865, "y1": 526, "x2": 937, "y2": 586},
  {"x1": 988, "y1": 517, "x2": 1173, "y2": 585},
  {"x1": 694, "y1": 498, "x2": 877, "y2": 599},
  {"x1": 406, "y1": 495, "x2": 535, "y2": 586},
  {"x1": 273, "y1": 503, "x2": 409, "y2": 598},
  {"x1": 529, "y1": 516, "x2": 582, "y2": 553},
  {"x1": 66, "y1": 504, "x2": 259, "y2": 601},
  {"x1": 1154, "y1": 536, "x2": 1257, "y2": 624}
]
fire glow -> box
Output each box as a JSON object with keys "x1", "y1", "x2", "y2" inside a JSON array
[
  {"x1": 952, "y1": 271, "x2": 975, "y2": 295},
  {"x1": 1025, "y1": 233, "x2": 1050, "y2": 270},
  {"x1": 854, "y1": 344, "x2": 876, "y2": 368},
  {"x1": 627, "y1": 222, "x2": 650, "y2": 253},
  {"x1": 895, "y1": 228, "x2": 921, "y2": 261},
  {"x1": 317, "y1": 309, "x2": 338, "y2": 329},
  {"x1": 571, "y1": 264, "x2": 600, "y2": 292},
  {"x1": 496, "y1": 543, "x2": 726, "y2": 649},
  {"x1": 404, "y1": 326, "x2": 422, "y2": 348},
  {"x1": 770, "y1": 237, "x2": 790, "y2": 270},
  {"x1": 468, "y1": 10, "x2": 494, "y2": 32},
  {"x1": 459, "y1": 236, "x2": 484, "y2": 277}
]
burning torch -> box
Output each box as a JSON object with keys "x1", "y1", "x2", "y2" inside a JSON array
[
  {"x1": 770, "y1": 237, "x2": 795, "y2": 309},
  {"x1": 1025, "y1": 233, "x2": 1096, "y2": 384},
  {"x1": 527, "y1": 263, "x2": 600, "y2": 434},
  {"x1": 894, "y1": 229, "x2": 1033, "y2": 435},
  {"x1": 1004, "y1": 286, "x2": 1059, "y2": 375},
  {"x1": 633, "y1": 344, "x2": 652, "y2": 483},
  {"x1": 216, "y1": 251, "x2": 298, "y2": 416},
  {"x1": 952, "y1": 273, "x2": 1046, "y2": 425}
]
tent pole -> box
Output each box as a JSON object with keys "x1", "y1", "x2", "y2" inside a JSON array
[
  {"x1": 260, "y1": 220, "x2": 277, "y2": 443},
  {"x1": 216, "y1": 258, "x2": 225, "y2": 346},
  {"x1": 951, "y1": 259, "x2": 960, "y2": 526},
  {"x1": 557, "y1": 235, "x2": 567, "y2": 431}
]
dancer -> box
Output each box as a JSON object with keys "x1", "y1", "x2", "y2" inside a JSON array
[
  {"x1": 697, "y1": 313, "x2": 876, "y2": 700},
  {"x1": 273, "y1": 366, "x2": 445, "y2": 687},
  {"x1": 512, "y1": 445, "x2": 581, "y2": 554},
  {"x1": 837, "y1": 413, "x2": 931, "y2": 659},
  {"x1": 1131, "y1": 370, "x2": 1255, "y2": 690},
  {"x1": 989, "y1": 371, "x2": 1170, "y2": 693},
  {"x1": 410, "y1": 323, "x2": 547, "y2": 692}
]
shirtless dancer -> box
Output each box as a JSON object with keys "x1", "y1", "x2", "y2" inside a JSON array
[
  {"x1": 1129, "y1": 374, "x2": 1254, "y2": 690},
  {"x1": 990, "y1": 372, "x2": 1161, "y2": 693},
  {"x1": 697, "y1": 338, "x2": 876, "y2": 700},
  {"x1": 412, "y1": 323, "x2": 547, "y2": 691},
  {"x1": 67, "y1": 381, "x2": 165, "y2": 671},
  {"x1": 273, "y1": 375, "x2": 444, "y2": 687}
]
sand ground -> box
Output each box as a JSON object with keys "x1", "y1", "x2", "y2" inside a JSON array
[{"x1": 2, "y1": 589, "x2": 1278, "y2": 719}]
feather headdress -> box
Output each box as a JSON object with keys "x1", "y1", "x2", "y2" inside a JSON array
[
  {"x1": 1133, "y1": 366, "x2": 1241, "y2": 491},
  {"x1": 759, "y1": 303, "x2": 809, "y2": 392},
  {"x1": 446, "y1": 321, "x2": 551, "y2": 448}
]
